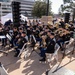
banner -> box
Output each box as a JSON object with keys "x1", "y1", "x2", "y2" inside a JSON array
[{"x1": 41, "y1": 16, "x2": 53, "y2": 25}]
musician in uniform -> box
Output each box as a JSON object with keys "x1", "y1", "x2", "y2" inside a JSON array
[
  {"x1": 14, "y1": 32, "x2": 27, "y2": 57},
  {"x1": 10, "y1": 27, "x2": 18, "y2": 47},
  {"x1": 39, "y1": 32, "x2": 56, "y2": 62},
  {"x1": 60, "y1": 19, "x2": 65, "y2": 28},
  {"x1": 0, "y1": 26, "x2": 7, "y2": 46}
]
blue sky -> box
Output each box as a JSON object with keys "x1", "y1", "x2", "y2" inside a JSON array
[{"x1": 50, "y1": 0, "x2": 63, "y2": 14}]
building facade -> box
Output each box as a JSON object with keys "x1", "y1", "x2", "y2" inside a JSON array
[
  {"x1": 0, "y1": 2, "x2": 12, "y2": 17},
  {"x1": 0, "y1": 0, "x2": 10, "y2": 2},
  {"x1": 13, "y1": 0, "x2": 35, "y2": 18},
  {"x1": 0, "y1": 0, "x2": 35, "y2": 19}
]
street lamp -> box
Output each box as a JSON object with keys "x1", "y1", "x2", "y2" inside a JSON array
[{"x1": 46, "y1": 0, "x2": 49, "y2": 16}]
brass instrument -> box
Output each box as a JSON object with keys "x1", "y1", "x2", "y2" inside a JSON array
[
  {"x1": 54, "y1": 28, "x2": 70, "y2": 37},
  {"x1": 39, "y1": 31, "x2": 44, "y2": 38},
  {"x1": 41, "y1": 35, "x2": 47, "y2": 48},
  {"x1": 65, "y1": 23, "x2": 70, "y2": 29},
  {"x1": 55, "y1": 23, "x2": 59, "y2": 29}
]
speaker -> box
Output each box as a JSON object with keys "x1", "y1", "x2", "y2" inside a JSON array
[
  {"x1": 12, "y1": 1, "x2": 21, "y2": 27},
  {"x1": 64, "y1": 13, "x2": 70, "y2": 23}
]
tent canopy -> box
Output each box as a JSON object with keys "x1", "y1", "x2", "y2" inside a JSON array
[{"x1": 1, "y1": 13, "x2": 28, "y2": 25}]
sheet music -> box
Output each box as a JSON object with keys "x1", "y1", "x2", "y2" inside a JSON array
[{"x1": 6, "y1": 34, "x2": 12, "y2": 41}]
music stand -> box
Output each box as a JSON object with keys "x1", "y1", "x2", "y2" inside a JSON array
[{"x1": 6, "y1": 34, "x2": 12, "y2": 41}]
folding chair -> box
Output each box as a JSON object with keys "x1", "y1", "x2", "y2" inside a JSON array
[
  {"x1": 18, "y1": 43, "x2": 28, "y2": 58},
  {"x1": 46, "y1": 43, "x2": 60, "y2": 68},
  {"x1": 65, "y1": 38, "x2": 74, "y2": 48},
  {"x1": 29, "y1": 35, "x2": 40, "y2": 56},
  {"x1": 63, "y1": 38, "x2": 74, "y2": 56},
  {"x1": 0, "y1": 62, "x2": 8, "y2": 75},
  {"x1": 6, "y1": 34, "x2": 12, "y2": 49}
]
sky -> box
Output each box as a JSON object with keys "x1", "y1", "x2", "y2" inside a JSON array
[{"x1": 50, "y1": 0, "x2": 63, "y2": 14}]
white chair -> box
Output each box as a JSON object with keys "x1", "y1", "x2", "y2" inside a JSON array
[
  {"x1": 65, "y1": 38, "x2": 74, "y2": 48},
  {"x1": 18, "y1": 43, "x2": 28, "y2": 58},
  {"x1": 64, "y1": 38, "x2": 74, "y2": 54},
  {"x1": 0, "y1": 63, "x2": 8, "y2": 75},
  {"x1": 46, "y1": 43, "x2": 60, "y2": 68},
  {"x1": 6, "y1": 34, "x2": 12, "y2": 49}
]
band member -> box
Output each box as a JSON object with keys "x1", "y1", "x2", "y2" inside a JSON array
[
  {"x1": 10, "y1": 27, "x2": 18, "y2": 47},
  {"x1": 0, "y1": 27, "x2": 7, "y2": 46},
  {"x1": 14, "y1": 32, "x2": 27, "y2": 57},
  {"x1": 60, "y1": 19, "x2": 65, "y2": 28},
  {"x1": 39, "y1": 32, "x2": 56, "y2": 62}
]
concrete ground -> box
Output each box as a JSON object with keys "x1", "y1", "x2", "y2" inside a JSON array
[{"x1": 0, "y1": 44, "x2": 75, "y2": 75}]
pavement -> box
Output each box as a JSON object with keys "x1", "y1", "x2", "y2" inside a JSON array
[{"x1": 0, "y1": 44, "x2": 75, "y2": 75}]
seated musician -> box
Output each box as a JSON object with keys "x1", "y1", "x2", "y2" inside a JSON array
[
  {"x1": 34, "y1": 28, "x2": 42, "y2": 46},
  {"x1": 39, "y1": 32, "x2": 56, "y2": 62},
  {"x1": 10, "y1": 27, "x2": 18, "y2": 47},
  {"x1": 64, "y1": 30, "x2": 70, "y2": 41},
  {"x1": 30, "y1": 31, "x2": 36, "y2": 47},
  {"x1": 69, "y1": 21, "x2": 73, "y2": 27},
  {"x1": 69, "y1": 23, "x2": 74, "y2": 37},
  {"x1": 39, "y1": 34, "x2": 47, "y2": 57},
  {"x1": 27, "y1": 28, "x2": 31, "y2": 41},
  {"x1": 0, "y1": 26, "x2": 7, "y2": 46},
  {"x1": 34, "y1": 28, "x2": 40, "y2": 41},
  {"x1": 60, "y1": 19, "x2": 65, "y2": 28},
  {"x1": 13, "y1": 28, "x2": 24, "y2": 46},
  {"x1": 56, "y1": 30, "x2": 70, "y2": 51},
  {"x1": 56, "y1": 33, "x2": 64, "y2": 49},
  {"x1": 14, "y1": 32, "x2": 27, "y2": 57}
]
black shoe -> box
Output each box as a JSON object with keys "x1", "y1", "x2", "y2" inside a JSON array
[
  {"x1": 39, "y1": 58, "x2": 46, "y2": 62},
  {"x1": 14, "y1": 54, "x2": 18, "y2": 57},
  {"x1": 10, "y1": 45, "x2": 14, "y2": 48},
  {"x1": 13, "y1": 50, "x2": 17, "y2": 52},
  {"x1": 1, "y1": 44, "x2": 5, "y2": 46}
]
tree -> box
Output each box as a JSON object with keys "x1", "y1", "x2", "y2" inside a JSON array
[
  {"x1": 63, "y1": 0, "x2": 72, "y2": 4},
  {"x1": 32, "y1": 0, "x2": 52, "y2": 18},
  {"x1": 59, "y1": 0, "x2": 75, "y2": 21},
  {"x1": 59, "y1": 0, "x2": 74, "y2": 15}
]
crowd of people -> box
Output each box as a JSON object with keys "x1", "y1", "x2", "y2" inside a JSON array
[{"x1": 0, "y1": 19, "x2": 75, "y2": 62}]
